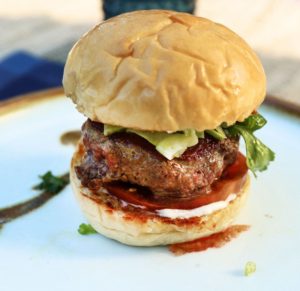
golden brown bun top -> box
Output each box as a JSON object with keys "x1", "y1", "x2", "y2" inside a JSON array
[{"x1": 63, "y1": 10, "x2": 266, "y2": 132}]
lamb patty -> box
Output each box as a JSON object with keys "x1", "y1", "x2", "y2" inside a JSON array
[{"x1": 75, "y1": 120, "x2": 239, "y2": 199}]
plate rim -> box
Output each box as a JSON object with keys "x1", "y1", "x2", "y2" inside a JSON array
[{"x1": 0, "y1": 87, "x2": 64, "y2": 116}]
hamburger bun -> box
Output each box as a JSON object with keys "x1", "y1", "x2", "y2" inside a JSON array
[
  {"x1": 63, "y1": 10, "x2": 266, "y2": 132},
  {"x1": 71, "y1": 140, "x2": 250, "y2": 246}
]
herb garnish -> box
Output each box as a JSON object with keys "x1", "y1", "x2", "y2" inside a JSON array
[
  {"x1": 33, "y1": 171, "x2": 69, "y2": 194},
  {"x1": 78, "y1": 223, "x2": 97, "y2": 235}
]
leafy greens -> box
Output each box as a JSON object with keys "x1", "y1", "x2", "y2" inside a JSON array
[
  {"x1": 104, "y1": 113, "x2": 275, "y2": 174},
  {"x1": 225, "y1": 114, "x2": 275, "y2": 175}
]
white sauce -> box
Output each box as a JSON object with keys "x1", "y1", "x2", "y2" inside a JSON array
[
  {"x1": 156, "y1": 194, "x2": 237, "y2": 219},
  {"x1": 121, "y1": 199, "x2": 146, "y2": 209}
]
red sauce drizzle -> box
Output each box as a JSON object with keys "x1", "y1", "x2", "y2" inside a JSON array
[
  {"x1": 105, "y1": 153, "x2": 248, "y2": 210},
  {"x1": 169, "y1": 225, "x2": 250, "y2": 255}
]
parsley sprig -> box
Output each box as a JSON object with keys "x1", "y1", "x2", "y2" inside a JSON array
[
  {"x1": 78, "y1": 223, "x2": 97, "y2": 235},
  {"x1": 33, "y1": 171, "x2": 69, "y2": 194}
]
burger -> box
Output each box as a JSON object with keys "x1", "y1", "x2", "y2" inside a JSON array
[{"x1": 63, "y1": 10, "x2": 274, "y2": 246}]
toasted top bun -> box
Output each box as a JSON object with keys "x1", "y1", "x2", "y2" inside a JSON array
[
  {"x1": 63, "y1": 10, "x2": 266, "y2": 132},
  {"x1": 71, "y1": 140, "x2": 250, "y2": 246}
]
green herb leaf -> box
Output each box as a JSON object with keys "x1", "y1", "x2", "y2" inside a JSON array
[
  {"x1": 33, "y1": 171, "x2": 69, "y2": 194},
  {"x1": 239, "y1": 113, "x2": 267, "y2": 132},
  {"x1": 227, "y1": 114, "x2": 275, "y2": 174},
  {"x1": 78, "y1": 223, "x2": 97, "y2": 235},
  {"x1": 206, "y1": 126, "x2": 226, "y2": 140}
]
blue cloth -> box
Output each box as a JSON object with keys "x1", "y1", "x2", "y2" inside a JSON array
[{"x1": 0, "y1": 51, "x2": 64, "y2": 101}]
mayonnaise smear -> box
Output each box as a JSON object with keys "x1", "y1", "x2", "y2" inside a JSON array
[{"x1": 156, "y1": 194, "x2": 237, "y2": 219}]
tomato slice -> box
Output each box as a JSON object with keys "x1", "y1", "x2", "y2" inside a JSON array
[{"x1": 105, "y1": 153, "x2": 248, "y2": 210}]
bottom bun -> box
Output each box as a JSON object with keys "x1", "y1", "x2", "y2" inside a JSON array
[{"x1": 71, "y1": 141, "x2": 250, "y2": 246}]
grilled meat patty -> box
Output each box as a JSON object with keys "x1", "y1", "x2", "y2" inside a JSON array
[{"x1": 76, "y1": 120, "x2": 239, "y2": 199}]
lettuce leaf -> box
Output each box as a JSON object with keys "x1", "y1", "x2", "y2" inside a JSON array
[
  {"x1": 155, "y1": 129, "x2": 198, "y2": 160},
  {"x1": 127, "y1": 129, "x2": 168, "y2": 145},
  {"x1": 226, "y1": 114, "x2": 275, "y2": 175},
  {"x1": 103, "y1": 124, "x2": 124, "y2": 135},
  {"x1": 128, "y1": 129, "x2": 198, "y2": 160},
  {"x1": 103, "y1": 114, "x2": 275, "y2": 173},
  {"x1": 205, "y1": 126, "x2": 226, "y2": 140},
  {"x1": 104, "y1": 125, "x2": 199, "y2": 160}
]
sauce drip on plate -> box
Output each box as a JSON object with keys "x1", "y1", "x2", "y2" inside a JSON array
[
  {"x1": 0, "y1": 173, "x2": 69, "y2": 227},
  {"x1": 60, "y1": 130, "x2": 81, "y2": 146},
  {"x1": 0, "y1": 130, "x2": 79, "y2": 229},
  {"x1": 169, "y1": 225, "x2": 250, "y2": 255}
]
